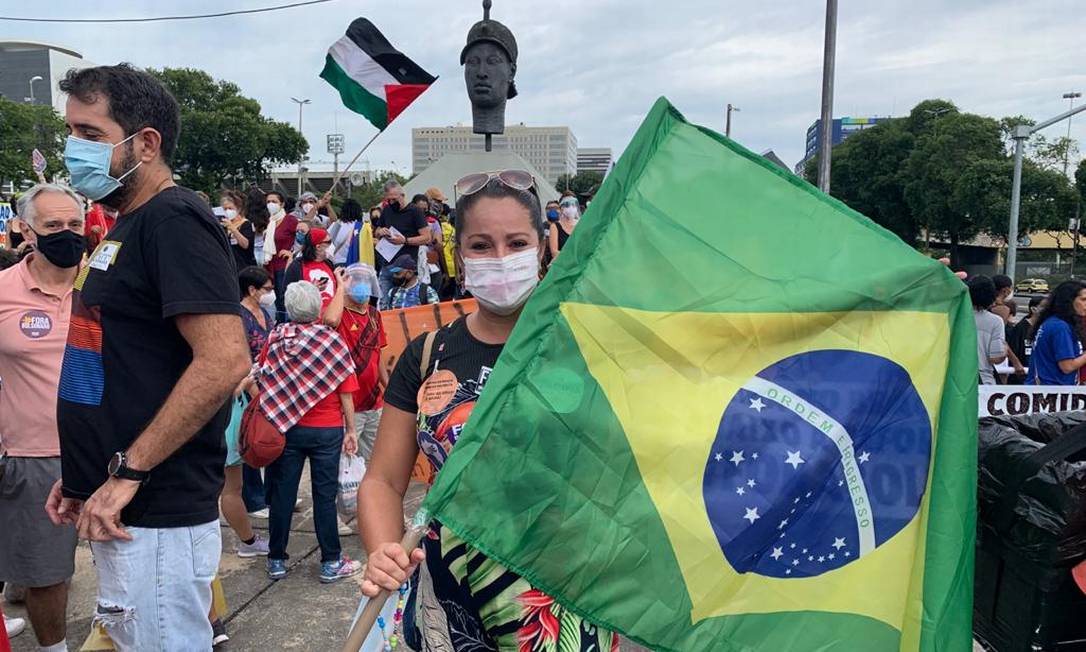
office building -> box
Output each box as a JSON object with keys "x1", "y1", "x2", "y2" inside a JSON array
[
  {"x1": 794, "y1": 116, "x2": 892, "y2": 174},
  {"x1": 576, "y1": 147, "x2": 612, "y2": 175},
  {"x1": 0, "y1": 41, "x2": 97, "y2": 113},
  {"x1": 412, "y1": 124, "x2": 577, "y2": 184}
]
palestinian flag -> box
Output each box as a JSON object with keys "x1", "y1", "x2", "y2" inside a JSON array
[
  {"x1": 320, "y1": 18, "x2": 436, "y2": 130},
  {"x1": 421, "y1": 98, "x2": 977, "y2": 651}
]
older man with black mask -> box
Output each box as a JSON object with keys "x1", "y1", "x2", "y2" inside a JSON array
[{"x1": 0, "y1": 183, "x2": 86, "y2": 652}]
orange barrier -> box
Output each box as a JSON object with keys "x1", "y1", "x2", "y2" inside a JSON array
[
  {"x1": 379, "y1": 298, "x2": 478, "y2": 377},
  {"x1": 378, "y1": 298, "x2": 478, "y2": 483}
]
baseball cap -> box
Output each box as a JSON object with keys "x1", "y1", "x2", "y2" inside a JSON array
[{"x1": 388, "y1": 254, "x2": 416, "y2": 273}]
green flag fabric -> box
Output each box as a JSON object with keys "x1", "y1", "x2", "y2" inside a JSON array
[{"x1": 421, "y1": 97, "x2": 977, "y2": 652}]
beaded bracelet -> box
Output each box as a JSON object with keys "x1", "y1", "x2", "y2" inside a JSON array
[{"x1": 377, "y1": 584, "x2": 409, "y2": 651}]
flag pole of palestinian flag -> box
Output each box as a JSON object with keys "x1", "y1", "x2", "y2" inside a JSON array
[
  {"x1": 421, "y1": 98, "x2": 977, "y2": 651},
  {"x1": 320, "y1": 18, "x2": 436, "y2": 130}
]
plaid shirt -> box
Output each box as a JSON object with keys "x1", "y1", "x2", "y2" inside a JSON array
[{"x1": 256, "y1": 322, "x2": 355, "y2": 432}]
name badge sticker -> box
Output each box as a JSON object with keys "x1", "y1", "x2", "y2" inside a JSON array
[{"x1": 89, "y1": 241, "x2": 122, "y2": 271}]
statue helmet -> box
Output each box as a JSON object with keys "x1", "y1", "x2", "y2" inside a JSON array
[{"x1": 460, "y1": 16, "x2": 519, "y2": 99}]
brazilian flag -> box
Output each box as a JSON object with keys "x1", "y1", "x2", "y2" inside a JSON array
[{"x1": 422, "y1": 98, "x2": 977, "y2": 651}]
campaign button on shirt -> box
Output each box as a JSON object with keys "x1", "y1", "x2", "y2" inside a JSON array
[
  {"x1": 19, "y1": 310, "x2": 53, "y2": 338},
  {"x1": 703, "y1": 349, "x2": 932, "y2": 579}
]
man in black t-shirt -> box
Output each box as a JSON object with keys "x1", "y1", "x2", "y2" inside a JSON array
[
  {"x1": 374, "y1": 180, "x2": 431, "y2": 299},
  {"x1": 46, "y1": 64, "x2": 251, "y2": 651}
]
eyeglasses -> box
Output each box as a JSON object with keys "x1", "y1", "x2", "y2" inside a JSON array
[{"x1": 455, "y1": 169, "x2": 535, "y2": 197}]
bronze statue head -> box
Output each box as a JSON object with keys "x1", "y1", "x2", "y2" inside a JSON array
[{"x1": 461, "y1": 0, "x2": 518, "y2": 137}]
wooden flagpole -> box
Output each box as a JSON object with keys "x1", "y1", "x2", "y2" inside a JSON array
[{"x1": 330, "y1": 129, "x2": 384, "y2": 192}]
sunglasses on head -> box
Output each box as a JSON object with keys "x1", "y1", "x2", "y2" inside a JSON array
[{"x1": 455, "y1": 169, "x2": 535, "y2": 197}]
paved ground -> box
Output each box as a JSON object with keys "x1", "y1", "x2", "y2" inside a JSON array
[{"x1": 4, "y1": 468, "x2": 982, "y2": 652}]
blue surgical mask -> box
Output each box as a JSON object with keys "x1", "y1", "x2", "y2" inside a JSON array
[
  {"x1": 348, "y1": 285, "x2": 370, "y2": 304},
  {"x1": 64, "y1": 133, "x2": 143, "y2": 201},
  {"x1": 295, "y1": 232, "x2": 306, "y2": 245},
  {"x1": 546, "y1": 209, "x2": 559, "y2": 221}
]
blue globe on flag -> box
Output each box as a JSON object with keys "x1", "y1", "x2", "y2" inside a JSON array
[{"x1": 702, "y1": 349, "x2": 932, "y2": 578}]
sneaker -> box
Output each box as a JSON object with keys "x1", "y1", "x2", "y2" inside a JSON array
[
  {"x1": 3, "y1": 582, "x2": 26, "y2": 603},
  {"x1": 337, "y1": 517, "x2": 353, "y2": 536},
  {"x1": 320, "y1": 554, "x2": 362, "y2": 584},
  {"x1": 236, "y1": 534, "x2": 270, "y2": 558},
  {"x1": 266, "y1": 558, "x2": 288, "y2": 581},
  {"x1": 212, "y1": 618, "x2": 230, "y2": 646},
  {"x1": 4, "y1": 616, "x2": 26, "y2": 638},
  {"x1": 247, "y1": 507, "x2": 270, "y2": 519}
]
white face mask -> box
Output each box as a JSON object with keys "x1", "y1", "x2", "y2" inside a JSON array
[
  {"x1": 258, "y1": 291, "x2": 277, "y2": 308},
  {"x1": 561, "y1": 205, "x2": 580, "y2": 221},
  {"x1": 223, "y1": 208, "x2": 238, "y2": 220},
  {"x1": 463, "y1": 249, "x2": 540, "y2": 316},
  {"x1": 301, "y1": 202, "x2": 315, "y2": 214},
  {"x1": 267, "y1": 202, "x2": 281, "y2": 215}
]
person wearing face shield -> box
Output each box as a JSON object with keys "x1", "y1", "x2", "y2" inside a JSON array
[
  {"x1": 548, "y1": 192, "x2": 581, "y2": 261},
  {"x1": 358, "y1": 171, "x2": 617, "y2": 651},
  {"x1": 0, "y1": 184, "x2": 86, "y2": 652},
  {"x1": 323, "y1": 263, "x2": 388, "y2": 463}
]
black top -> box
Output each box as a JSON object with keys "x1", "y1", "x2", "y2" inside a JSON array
[
  {"x1": 227, "y1": 219, "x2": 256, "y2": 271},
  {"x1": 57, "y1": 186, "x2": 240, "y2": 528},
  {"x1": 1007, "y1": 318, "x2": 1034, "y2": 383},
  {"x1": 385, "y1": 317, "x2": 503, "y2": 474},
  {"x1": 556, "y1": 223, "x2": 572, "y2": 251},
  {"x1": 377, "y1": 203, "x2": 429, "y2": 267}
]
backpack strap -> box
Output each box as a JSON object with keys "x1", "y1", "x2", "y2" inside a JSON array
[{"x1": 419, "y1": 329, "x2": 438, "y2": 380}]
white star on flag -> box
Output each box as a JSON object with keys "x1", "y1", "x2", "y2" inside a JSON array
[
  {"x1": 730, "y1": 451, "x2": 746, "y2": 466},
  {"x1": 845, "y1": 551, "x2": 851, "y2": 557},
  {"x1": 743, "y1": 507, "x2": 760, "y2": 524},
  {"x1": 746, "y1": 479, "x2": 756, "y2": 488},
  {"x1": 752, "y1": 452, "x2": 759, "y2": 459},
  {"x1": 770, "y1": 547, "x2": 783, "y2": 560},
  {"x1": 777, "y1": 519, "x2": 788, "y2": 530},
  {"x1": 749, "y1": 398, "x2": 766, "y2": 412},
  {"x1": 714, "y1": 452, "x2": 723, "y2": 462},
  {"x1": 818, "y1": 556, "x2": 825, "y2": 563},
  {"x1": 735, "y1": 486, "x2": 745, "y2": 496},
  {"x1": 832, "y1": 537, "x2": 846, "y2": 550},
  {"x1": 785, "y1": 450, "x2": 805, "y2": 470},
  {"x1": 791, "y1": 559, "x2": 799, "y2": 566},
  {"x1": 828, "y1": 553, "x2": 835, "y2": 560},
  {"x1": 858, "y1": 451, "x2": 871, "y2": 464}
]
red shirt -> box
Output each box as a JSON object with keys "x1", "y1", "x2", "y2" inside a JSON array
[
  {"x1": 336, "y1": 305, "x2": 387, "y2": 411},
  {"x1": 84, "y1": 204, "x2": 116, "y2": 249},
  {"x1": 297, "y1": 373, "x2": 359, "y2": 428},
  {"x1": 267, "y1": 213, "x2": 299, "y2": 273}
]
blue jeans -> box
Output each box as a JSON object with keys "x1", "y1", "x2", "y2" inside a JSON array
[
  {"x1": 90, "y1": 521, "x2": 220, "y2": 651},
  {"x1": 266, "y1": 425, "x2": 343, "y2": 563},
  {"x1": 378, "y1": 266, "x2": 394, "y2": 308},
  {"x1": 242, "y1": 464, "x2": 267, "y2": 512},
  {"x1": 273, "y1": 268, "x2": 288, "y2": 323}
]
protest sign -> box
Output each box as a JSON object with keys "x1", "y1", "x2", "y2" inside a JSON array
[{"x1": 979, "y1": 385, "x2": 1086, "y2": 417}]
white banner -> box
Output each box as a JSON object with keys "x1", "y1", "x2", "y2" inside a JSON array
[{"x1": 979, "y1": 385, "x2": 1086, "y2": 417}]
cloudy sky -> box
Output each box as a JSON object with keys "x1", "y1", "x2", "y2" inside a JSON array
[{"x1": 5, "y1": 0, "x2": 1085, "y2": 174}]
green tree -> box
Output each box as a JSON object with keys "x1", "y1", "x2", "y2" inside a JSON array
[
  {"x1": 347, "y1": 170, "x2": 408, "y2": 211},
  {"x1": 903, "y1": 112, "x2": 1004, "y2": 263},
  {"x1": 0, "y1": 97, "x2": 66, "y2": 188},
  {"x1": 1076, "y1": 158, "x2": 1086, "y2": 204},
  {"x1": 146, "y1": 68, "x2": 307, "y2": 193},
  {"x1": 555, "y1": 170, "x2": 604, "y2": 196}
]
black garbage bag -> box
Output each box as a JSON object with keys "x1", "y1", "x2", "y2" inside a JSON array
[
  {"x1": 975, "y1": 411, "x2": 1086, "y2": 651},
  {"x1": 977, "y1": 412, "x2": 1086, "y2": 563}
]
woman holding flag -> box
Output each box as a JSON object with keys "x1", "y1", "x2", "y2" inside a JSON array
[{"x1": 358, "y1": 172, "x2": 616, "y2": 651}]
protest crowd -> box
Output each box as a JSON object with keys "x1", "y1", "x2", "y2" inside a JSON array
[
  {"x1": 0, "y1": 60, "x2": 598, "y2": 652},
  {"x1": 2, "y1": 6, "x2": 1085, "y2": 652}
]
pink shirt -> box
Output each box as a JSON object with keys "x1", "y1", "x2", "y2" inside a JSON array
[{"x1": 0, "y1": 255, "x2": 73, "y2": 456}]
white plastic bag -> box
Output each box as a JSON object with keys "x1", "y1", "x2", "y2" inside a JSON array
[{"x1": 337, "y1": 453, "x2": 366, "y2": 517}]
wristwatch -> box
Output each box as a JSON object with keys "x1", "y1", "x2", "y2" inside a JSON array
[{"x1": 108, "y1": 451, "x2": 150, "y2": 483}]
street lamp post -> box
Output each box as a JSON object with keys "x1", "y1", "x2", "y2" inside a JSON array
[
  {"x1": 290, "y1": 97, "x2": 311, "y2": 196},
  {"x1": 725, "y1": 103, "x2": 740, "y2": 138},
  {"x1": 817, "y1": 0, "x2": 838, "y2": 194},
  {"x1": 1062, "y1": 92, "x2": 1081, "y2": 177},
  {"x1": 28, "y1": 75, "x2": 43, "y2": 104},
  {"x1": 1005, "y1": 102, "x2": 1086, "y2": 278}
]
